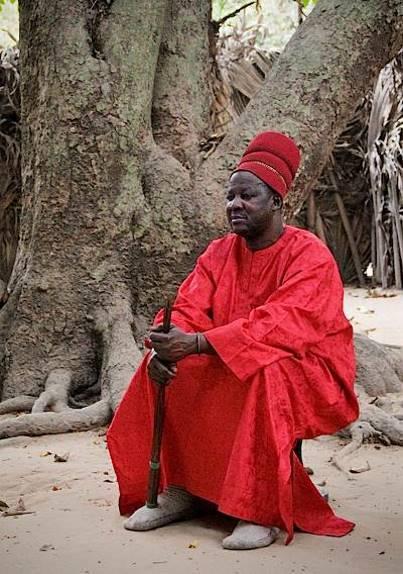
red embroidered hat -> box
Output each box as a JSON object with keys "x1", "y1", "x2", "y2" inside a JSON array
[{"x1": 235, "y1": 131, "x2": 301, "y2": 198}]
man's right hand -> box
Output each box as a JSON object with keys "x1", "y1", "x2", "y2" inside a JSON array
[{"x1": 147, "y1": 354, "x2": 177, "y2": 386}]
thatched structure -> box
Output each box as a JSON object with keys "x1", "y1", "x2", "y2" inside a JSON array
[
  {"x1": 368, "y1": 52, "x2": 403, "y2": 289},
  {"x1": 0, "y1": 47, "x2": 20, "y2": 299}
]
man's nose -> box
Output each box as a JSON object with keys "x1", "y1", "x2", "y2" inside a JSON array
[{"x1": 229, "y1": 195, "x2": 242, "y2": 209}]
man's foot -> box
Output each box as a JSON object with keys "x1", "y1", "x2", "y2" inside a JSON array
[
  {"x1": 124, "y1": 486, "x2": 200, "y2": 531},
  {"x1": 222, "y1": 520, "x2": 280, "y2": 550}
]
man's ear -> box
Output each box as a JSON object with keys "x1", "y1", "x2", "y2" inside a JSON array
[{"x1": 272, "y1": 193, "x2": 283, "y2": 211}]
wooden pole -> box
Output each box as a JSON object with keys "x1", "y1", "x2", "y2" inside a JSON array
[
  {"x1": 315, "y1": 207, "x2": 327, "y2": 245},
  {"x1": 307, "y1": 191, "x2": 316, "y2": 234},
  {"x1": 146, "y1": 299, "x2": 172, "y2": 508},
  {"x1": 392, "y1": 219, "x2": 402, "y2": 289},
  {"x1": 390, "y1": 180, "x2": 403, "y2": 288},
  {"x1": 329, "y1": 172, "x2": 366, "y2": 287},
  {"x1": 333, "y1": 191, "x2": 366, "y2": 287}
]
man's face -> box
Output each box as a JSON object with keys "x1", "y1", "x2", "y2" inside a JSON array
[{"x1": 225, "y1": 171, "x2": 277, "y2": 238}]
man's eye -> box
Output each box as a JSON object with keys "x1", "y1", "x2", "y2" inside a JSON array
[
  {"x1": 241, "y1": 193, "x2": 252, "y2": 200},
  {"x1": 226, "y1": 194, "x2": 234, "y2": 201}
]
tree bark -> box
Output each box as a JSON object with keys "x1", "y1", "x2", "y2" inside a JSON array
[
  {"x1": 1, "y1": 0, "x2": 166, "y2": 400},
  {"x1": 0, "y1": 0, "x2": 402, "y2": 439},
  {"x1": 151, "y1": 0, "x2": 212, "y2": 169}
]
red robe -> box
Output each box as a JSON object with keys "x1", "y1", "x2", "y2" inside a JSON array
[{"x1": 107, "y1": 226, "x2": 359, "y2": 543}]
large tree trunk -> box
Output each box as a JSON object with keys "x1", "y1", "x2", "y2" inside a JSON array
[
  {"x1": 0, "y1": 0, "x2": 172, "y2": 414},
  {"x1": 0, "y1": 0, "x2": 402, "y2": 439}
]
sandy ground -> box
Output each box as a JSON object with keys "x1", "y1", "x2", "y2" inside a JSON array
[{"x1": 1, "y1": 288, "x2": 403, "y2": 574}]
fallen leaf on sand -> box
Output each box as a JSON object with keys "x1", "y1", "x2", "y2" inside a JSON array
[
  {"x1": 54, "y1": 452, "x2": 69, "y2": 463},
  {"x1": 356, "y1": 306, "x2": 375, "y2": 314},
  {"x1": 51, "y1": 485, "x2": 62, "y2": 491},
  {"x1": 40, "y1": 451, "x2": 52, "y2": 457},
  {"x1": 0, "y1": 500, "x2": 9, "y2": 510},
  {"x1": 365, "y1": 289, "x2": 397, "y2": 299},
  {"x1": 188, "y1": 540, "x2": 199, "y2": 549},
  {"x1": 349, "y1": 462, "x2": 371, "y2": 474},
  {"x1": 304, "y1": 466, "x2": 314, "y2": 475},
  {"x1": 103, "y1": 479, "x2": 114, "y2": 483},
  {"x1": 88, "y1": 498, "x2": 112, "y2": 507},
  {"x1": 2, "y1": 498, "x2": 35, "y2": 517},
  {"x1": 39, "y1": 544, "x2": 55, "y2": 552}
]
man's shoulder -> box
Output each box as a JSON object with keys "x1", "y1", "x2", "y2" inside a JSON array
[
  {"x1": 285, "y1": 225, "x2": 322, "y2": 244},
  {"x1": 285, "y1": 226, "x2": 331, "y2": 251},
  {"x1": 284, "y1": 226, "x2": 337, "y2": 265}
]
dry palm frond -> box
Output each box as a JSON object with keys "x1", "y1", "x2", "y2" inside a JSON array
[
  {"x1": 207, "y1": 8, "x2": 274, "y2": 145},
  {"x1": 216, "y1": 11, "x2": 274, "y2": 116},
  {"x1": 0, "y1": 46, "x2": 20, "y2": 285},
  {"x1": 368, "y1": 52, "x2": 403, "y2": 289}
]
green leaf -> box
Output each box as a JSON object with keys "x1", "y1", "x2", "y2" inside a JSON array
[{"x1": 298, "y1": 0, "x2": 318, "y2": 7}]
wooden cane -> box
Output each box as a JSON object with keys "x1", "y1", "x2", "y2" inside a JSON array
[{"x1": 146, "y1": 299, "x2": 172, "y2": 508}]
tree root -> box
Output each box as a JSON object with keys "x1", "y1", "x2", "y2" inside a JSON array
[
  {"x1": 94, "y1": 296, "x2": 142, "y2": 411},
  {"x1": 354, "y1": 333, "x2": 402, "y2": 395},
  {"x1": 0, "y1": 369, "x2": 72, "y2": 417},
  {"x1": 0, "y1": 395, "x2": 36, "y2": 414},
  {"x1": 0, "y1": 368, "x2": 108, "y2": 439},
  {"x1": 332, "y1": 335, "x2": 403, "y2": 470},
  {"x1": 332, "y1": 420, "x2": 386, "y2": 473},
  {"x1": 360, "y1": 403, "x2": 403, "y2": 446},
  {"x1": 0, "y1": 399, "x2": 111, "y2": 439},
  {"x1": 0, "y1": 297, "x2": 142, "y2": 439},
  {"x1": 333, "y1": 394, "x2": 403, "y2": 472},
  {"x1": 31, "y1": 368, "x2": 72, "y2": 413},
  {"x1": 69, "y1": 380, "x2": 101, "y2": 408}
]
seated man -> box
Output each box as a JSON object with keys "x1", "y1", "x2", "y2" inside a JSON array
[{"x1": 107, "y1": 131, "x2": 359, "y2": 550}]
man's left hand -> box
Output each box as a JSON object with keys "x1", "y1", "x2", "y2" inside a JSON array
[{"x1": 149, "y1": 325, "x2": 197, "y2": 363}]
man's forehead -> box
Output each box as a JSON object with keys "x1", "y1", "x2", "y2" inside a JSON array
[{"x1": 228, "y1": 171, "x2": 265, "y2": 188}]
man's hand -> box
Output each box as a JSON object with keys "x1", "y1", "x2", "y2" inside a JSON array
[
  {"x1": 149, "y1": 325, "x2": 197, "y2": 363},
  {"x1": 147, "y1": 354, "x2": 177, "y2": 386}
]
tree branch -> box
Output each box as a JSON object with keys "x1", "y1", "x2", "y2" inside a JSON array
[{"x1": 216, "y1": 1, "x2": 255, "y2": 27}]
